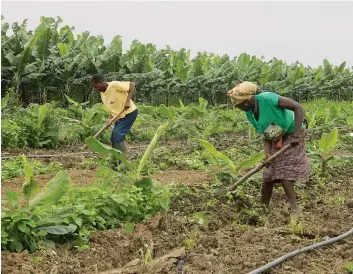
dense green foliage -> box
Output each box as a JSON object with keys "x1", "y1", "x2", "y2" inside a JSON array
[
  {"x1": 2, "y1": 96, "x2": 352, "y2": 149},
  {"x1": 2, "y1": 99, "x2": 353, "y2": 253},
  {"x1": 1, "y1": 16, "x2": 353, "y2": 107},
  {"x1": 1, "y1": 157, "x2": 173, "y2": 253}
]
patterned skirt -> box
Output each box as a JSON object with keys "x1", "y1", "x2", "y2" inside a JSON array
[{"x1": 263, "y1": 130, "x2": 310, "y2": 183}]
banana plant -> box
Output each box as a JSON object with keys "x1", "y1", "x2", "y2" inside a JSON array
[
  {"x1": 198, "y1": 139, "x2": 264, "y2": 184},
  {"x1": 20, "y1": 154, "x2": 71, "y2": 209},
  {"x1": 1, "y1": 156, "x2": 73, "y2": 252},
  {"x1": 85, "y1": 122, "x2": 169, "y2": 182},
  {"x1": 308, "y1": 128, "x2": 353, "y2": 177},
  {"x1": 1, "y1": 92, "x2": 10, "y2": 110}
]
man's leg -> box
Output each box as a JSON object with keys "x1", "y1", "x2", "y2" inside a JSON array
[
  {"x1": 281, "y1": 180, "x2": 299, "y2": 213},
  {"x1": 111, "y1": 109, "x2": 138, "y2": 157},
  {"x1": 113, "y1": 141, "x2": 128, "y2": 154}
]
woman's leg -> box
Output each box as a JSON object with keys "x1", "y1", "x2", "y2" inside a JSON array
[
  {"x1": 261, "y1": 181, "x2": 274, "y2": 207},
  {"x1": 281, "y1": 180, "x2": 299, "y2": 213}
]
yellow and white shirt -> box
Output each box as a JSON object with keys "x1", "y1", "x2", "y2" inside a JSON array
[{"x1": 100, "y1": 81, "x2": 137, "y2": 118}]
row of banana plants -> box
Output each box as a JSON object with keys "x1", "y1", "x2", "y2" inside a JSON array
[{"x1": 1, "y1": 16, "x2": 352, "y2": 106}]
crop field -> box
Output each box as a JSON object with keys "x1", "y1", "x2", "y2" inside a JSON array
[{"x1": 1, "y1": 16, "x2": 353, "y2": 274}]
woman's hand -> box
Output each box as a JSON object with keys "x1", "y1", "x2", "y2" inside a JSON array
[{"x1": 290, "y1": 132, "x2": 301, "y2": 147}]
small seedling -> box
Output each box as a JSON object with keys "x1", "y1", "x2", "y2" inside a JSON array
[
  {"x1": 183, "y1": 229, "x2": 201, "y2": 251},
  {"x1": 346, "y1": 262, "x2": 353, "y2": 273},
  {"x1": 288, "y1": 216, "x2": 305, "y2": 235}
]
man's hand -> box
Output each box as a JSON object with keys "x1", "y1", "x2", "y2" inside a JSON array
[
  {"x1": 106, "y1": 115, "x2": 114, "y2": 126},
  {"x1": 124, "y1": 101, "x2": 131, "y2": 110}
]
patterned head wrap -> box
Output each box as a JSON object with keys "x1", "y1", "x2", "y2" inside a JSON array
[{"x1": 227, "y1": 81, "x2": 257, "y2": 105}]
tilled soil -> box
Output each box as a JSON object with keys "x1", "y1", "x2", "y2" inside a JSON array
[
  {"x1": 1, "y1": 169, "x2": 97, "y2": 199},
  {"x1": 2, "y1": 164, "x2": 353, "y2": 274}
]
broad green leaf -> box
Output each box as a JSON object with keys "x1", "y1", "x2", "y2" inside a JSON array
[
  {"x1": 65, "y1": 94, "x2": 80, "y2": 107},
  {"x1": 82, "y1": 109, "x2": 98, "y2": 127},
  {"x1": 59, "y1": 25, "x2": 74, "y2": 46},
  {"x1": 135, "y1": 177, "x2": 153, "y2": 189},
  {"x1": 37, "y1": 224, "x2": 77, "y2": 235},
  {"x1": 199, "y1": 140, "x2": 222, "y2": 157},
  {"x1": 158, "y1": 104, "x2": 175, "y2": 123},
  {"x1": 159, "y1": 196, "x2": 170, "y2": 210},
  {"x1": 1, "y1": 93, "x2": 10, "y2": 110},
  {"x1": 323, "y1": 59, "x2": 333, "y2": 76},
  {"x1": 123, "y1": 222, "x2": 135, "y2": 233},
  {"x1": 41, "y1": 128, "x2": 58, "y2": 138},
  {"x1": 22, "y1": 177, "x2": 40, "y2": 200},
  {"x1": 95, "y1": 166, "x2": 119, "y2": 178},
  {"x1": 57, "y1": 42, "x2": 69, "y2": 56},
  {"x1": 85, "y1": 137, "x2": 132, "y2": 171},
  {"x1": 9, "y1": 238, "x2": 23, "y2": 253},
  {"x1": 319, "y1": 128, "x2": 338, "y2": 153},
  {"x1": 307, "y1": 113, "x2": 316, "y2": 128},
  {"x1": 330, "y1": 105, "x2": 340, "y2": 118},
  {"x1": 236, "y1": 151, "x2": 264, "y2": 171},
  {"x1": 199, "y1": 139, "x2": 236, "y2": 173},
  {"x1": 337, "y1": 61, "x2": 346, "y2": 73},
  {"x1": 33, "y1": 20, "x2": 51, "y2": 70},
  {"x1": 137, "y1": 123, "x2": 169, "y2": 179},
  {"x1": 36, "y1": 231, "x2": 48, "y2": 237},
  {"x1": 198, "y1": 98, "x2": 208, "y2": 112},
  {"x1": 21, "y1": 155, "x2": 40, "y2": 200},
  {"x1": 101, "y1": 207, "x2": 113, "y2": 216},
  {"x1": 18, "y1": 222, "x2": 30, "y2": 234},
  {"x1": 37, "y1": 103, "x2": 49, "y2": 128},
  {"x1": 22, "y1": 155, "x2": 33, "y2": 183},
  {"x1": 191, "y1": 212, "x2": 209, "y2": 227},
  {"x1": 29, "y1": 171, "x2": 71, "y2": 210},
  {"x1": 5, "y1": 190, "x2": 19, "y2": 206}
]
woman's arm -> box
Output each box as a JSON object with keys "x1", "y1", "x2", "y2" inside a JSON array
[
  {"x1": 264, "y1": 140, "x2": 272, "y2": 158},
  {"x1": 278, "y1": 96, "x2": 304, "y2": 137}
]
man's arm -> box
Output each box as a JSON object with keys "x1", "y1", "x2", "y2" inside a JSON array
[{"x1": 124, "y1": 82, "x2": 135, "y2": 110}]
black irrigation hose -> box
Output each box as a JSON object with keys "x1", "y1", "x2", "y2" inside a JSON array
[{"x1": 248, "y1": 227, "x2": 353, "y2": 274}]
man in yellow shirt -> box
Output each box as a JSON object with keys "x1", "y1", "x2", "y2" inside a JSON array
[{"x1": 91, "y1": 74, "x2": 138, "y2": 157}]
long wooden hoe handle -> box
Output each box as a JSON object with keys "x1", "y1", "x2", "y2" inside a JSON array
[
  {"x1": 93, "y1": 109, "x2": 128, "y2": 139},
  {"x1": 228, "y1": 144, "x2": 293, "y2": 192}
]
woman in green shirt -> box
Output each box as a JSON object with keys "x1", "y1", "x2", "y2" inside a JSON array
[{"x1": 228, "y1": 82, "x2": 310, "y2": 215}]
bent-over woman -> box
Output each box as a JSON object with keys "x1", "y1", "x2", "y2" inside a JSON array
[{"x1": 228, "y1": 82, "x2": 310, "y2": 215}]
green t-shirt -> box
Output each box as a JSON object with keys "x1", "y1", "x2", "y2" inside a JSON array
[{"x1": 245, "y1": 92, "x2": 295, "y2": 136}]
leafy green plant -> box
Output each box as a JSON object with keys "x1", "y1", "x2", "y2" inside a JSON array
[
  {"x1": 85, "y1": 122, "x2": 169, "y2": 180},
  {"x1": 1, "y1": 156, "x2": 73, "y2": 252},
  {"x1": 346, "y1": 262, "x2": 353, "y2": 274},
  {"x1": 308, "y1": 128, "x2": 352, "y2": 177},
  {"x1": 1, "y1": 92, "x2": 10, "y2": 110},
  {"x1": 2, "y1": 155, "x2": 173, "y2": 253},
  {"x1": 198, "y1": 139, "x2": 264, "y2": 184},
  {"x1": 1, "y1": 119, "x2": 27, "y2": 148},
  {"x1": 1, "y1": 157, "x2": 62, "y2": 180}
]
